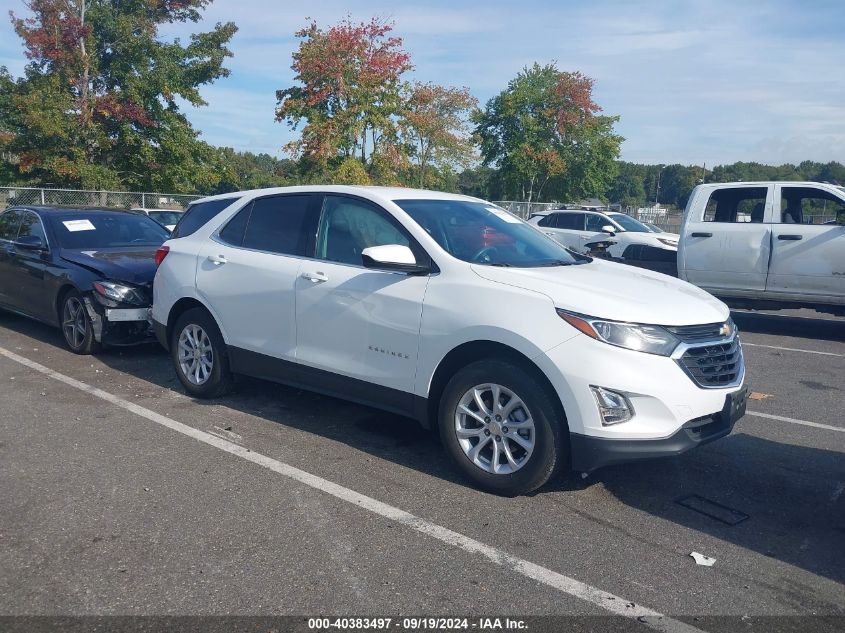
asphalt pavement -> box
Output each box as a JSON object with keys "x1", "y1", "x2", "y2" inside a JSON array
[{"x1": 0, "y1": 307, "x2": 843, "y2": 632}]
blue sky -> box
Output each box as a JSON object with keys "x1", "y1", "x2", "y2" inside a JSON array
[{"x1": 1, "y1": 0, "x2": 843, "y2": 166}]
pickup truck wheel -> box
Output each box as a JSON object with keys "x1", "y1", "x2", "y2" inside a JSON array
[
  {"x1": 439, "y1": 360, "x2": 565, "y2": 495},
  {"x1": 171, "y1": 308, "x2": 233, "y2": 398}
]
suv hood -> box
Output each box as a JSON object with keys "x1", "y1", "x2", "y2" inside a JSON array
[
  {"x1": 60, "y1": 247, "x2": 159, "y2": 285},
  {"x1": 472, "y1": 259, "x2": 728, "y2": 326}
]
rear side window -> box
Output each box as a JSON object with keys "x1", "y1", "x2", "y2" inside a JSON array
[
  {"x1": 556, "y1": 213, "x2": 585, "y2": 230},
  {"x1": 0, "y1": 209, "x2": 22, "y2": 241},
  {"x1": 241, "y1": 195, "x2": 312, "y2": 255},
  {"x1": 172, "y1": 197, "x2": 240, "y2": 238},
  {"x1": 703, "y1": 187, "x2": 767, "y2": 223},
  {"x1": 218, "y1": 202, "x2": 252, "y2": 247}
]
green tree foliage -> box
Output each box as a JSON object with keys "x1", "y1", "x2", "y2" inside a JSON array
[
  {"x1": 5, "y1": 0, "x2": 236, "y2": 191},
  {"x1": 401, "y1": 82, "x2": 478, "y2": 188},
  {"x1": 606, "y1": 160, "x2": 845, "y2": 210},
  {"x1": 474, "y1": 63, "x2": 622, "y2": 203},
  {"x1": 275, "y1": 17, "x2": 412, "y2": 179}
]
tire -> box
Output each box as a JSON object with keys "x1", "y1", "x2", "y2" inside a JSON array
[
  {"x1": 60, "y1": 290, "x2": 101, "y2": 355},
  {"x1": 171, "y1": 307, "x2": 233, "y2": 398},
  {"x1": 438, "y1": 359, "x2": 567, "y2": 495}
]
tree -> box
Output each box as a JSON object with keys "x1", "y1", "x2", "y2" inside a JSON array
[
  {"x1": 275, "y1": 17, "x2": 412, "y2": 179},
  {"x1": 6, "y1": 0, "x2": 236, "y2": 191},
  {"x1": 474, "y1": 63, "x2": 622, "y2": 203},
  {"x1": 401, "y1": 82, "x2": 477, "y2": 188}
]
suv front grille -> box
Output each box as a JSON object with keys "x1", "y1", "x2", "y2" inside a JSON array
[
  {"x1": 677, "y1": 337, "x2": 743, "y2": 388},
  {"x1": 666, "y1": 322, "x2": 725, "y2": 342}
]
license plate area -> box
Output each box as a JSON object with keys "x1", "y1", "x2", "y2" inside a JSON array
[
  {"x1": 724, "y1": 386, "x2": 748, "y2": 424},
  {"x1": 106, "y1": 308, "x2": 151, "y2": 322}
]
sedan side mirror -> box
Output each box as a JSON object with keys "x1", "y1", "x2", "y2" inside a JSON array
[
  {"x1": 361, "y1": 244, "x2": 430, "y2": 275},
  {"x1": 601, "y1": 225, "x2": 616, "y2": 236},
  {"x1": 15, "y1": 235, "x2": 46, "y2": 251}
]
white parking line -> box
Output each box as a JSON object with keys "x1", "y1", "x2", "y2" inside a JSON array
[
  {"x1": 0, "y1": 345, "x2": 702, "y2": 633},
  {"x1": 742, "y1": 342, "x2": 844, "y2": 357},
  {"x1": 746, "y1": 410, "x2": 845, "y2": 433}
]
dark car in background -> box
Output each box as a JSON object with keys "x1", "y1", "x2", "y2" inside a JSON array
[{"x1": 0, "y1": 206, "x2": 170, "y2": 354}]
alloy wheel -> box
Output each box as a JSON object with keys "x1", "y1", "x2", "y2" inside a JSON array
[
  {"x1": 177, "y1": 324, "x2": 214, "y2": 386},
  {"x1": 62, "y1": 297, "x2": 87, "y2": 349},
  {"x1": 454, "y1": 383, "x2": 535, "y2": 475}
]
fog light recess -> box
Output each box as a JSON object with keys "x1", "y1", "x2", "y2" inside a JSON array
[{"x1": 590, "y1": 386, "x2": 634, "y2": 425}]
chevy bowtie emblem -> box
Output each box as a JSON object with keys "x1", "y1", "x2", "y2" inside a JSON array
[{"x1": 719, "y1": 323, "x2": 732, "y2": 337}]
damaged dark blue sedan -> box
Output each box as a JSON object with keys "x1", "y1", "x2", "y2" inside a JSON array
[{"x1": 0, "y1": 206, "x2": 170, "y2": 354}]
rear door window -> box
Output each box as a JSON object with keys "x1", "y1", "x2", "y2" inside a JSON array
[
  {"x1": 172, "y1": 197, "x2": 240, "y2": 238},
  {"x1": 241, "y1": 195, "x2": 315, "y2": 256},
  {"x1": 703, "y1": 187, "x2": 768, "y2": 223},
  {"x1": 0, "y1": 209, "x2": 23, "y2": 241},
  {"x1": 556, "y1": 213, "x2": 586, "y2": 230}
]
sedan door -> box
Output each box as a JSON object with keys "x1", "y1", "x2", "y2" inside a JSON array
[
  {"x1": 8, "y1": 211, "x2": 53, "y2": 320},
  {"x1": 295, "y1": 195, "x2": 430, "y2": 400},
  {"x1": 766, "y1": 184, "x2": 845, "y2": 302},
  {"x1": 195, "y1": 193, "x2": 320, "y2": 361},
  {"x1": 0, "y1": 209, "x2": 24, "y2": 308}
]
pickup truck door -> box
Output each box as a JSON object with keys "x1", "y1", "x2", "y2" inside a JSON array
[
  {"x1": 765, "y1": 184, "x2": 845, "y2": 302},
  {"x1": 680, "y1": 185, "x2": 772, "y2": 294}
]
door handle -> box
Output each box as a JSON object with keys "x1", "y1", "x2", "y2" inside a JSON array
[
  {"x1": 691, "y1": 232, "x2": 713, "y2": 238},
  {"x1": 207, "y1": 254, "x2": 227, "y2": 265},
  {"x1": 777, "y1": 234, "x2": 803, "y2": 241},
  {"x1": 301, "y1": 271, "x2": 328, "y2": 283}
]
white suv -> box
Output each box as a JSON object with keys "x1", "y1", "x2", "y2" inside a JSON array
[
  {"x1": 528, "y1": 209, "x2": 679, "y2": 259},
  {"x1": 152, "y1": 186, "x2": 747, "y2": 495}
]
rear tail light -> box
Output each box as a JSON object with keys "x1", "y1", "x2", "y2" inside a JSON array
[{"x1": 155, "y1": 245, "x2": 170, "y2": 267}]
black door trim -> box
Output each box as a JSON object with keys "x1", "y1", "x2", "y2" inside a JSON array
[{"x1": 228, "y1": 346, "x2": 430, "y2": 426}]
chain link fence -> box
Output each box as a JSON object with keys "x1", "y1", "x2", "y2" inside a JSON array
[{"x1": 0, "y1": 187, "x2": 202, "y2": 210}]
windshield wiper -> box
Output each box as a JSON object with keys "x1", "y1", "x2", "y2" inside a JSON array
[{"x1": 486, "y1": 262, "x2": 513, "y2": 267}]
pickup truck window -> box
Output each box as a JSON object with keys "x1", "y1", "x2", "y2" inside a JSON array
[
  {"x1": 779, "y1": 187, "x2": 845, "y2": 225},
  {"x1": 703, "y1": 187, "x2": 767, "y2": 223}
]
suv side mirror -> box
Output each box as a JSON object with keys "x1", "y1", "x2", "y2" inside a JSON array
[
  {"x1": 601, "y1": 225, "x2": 616, "y2": 236},
  {"x1": 15, "y1": 235, "x2": 46, "y2": 251},
  {"x1": 361, "y1": 244, "x2": 430, "y2": 275}
]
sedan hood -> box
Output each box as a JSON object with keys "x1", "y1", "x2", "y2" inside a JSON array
[
  {"x1": 472, "y1": 259, "x2": 728, "y2": 326},
  {"x1": 60, "y1": 247, "x2": 159, "y2": 285}
]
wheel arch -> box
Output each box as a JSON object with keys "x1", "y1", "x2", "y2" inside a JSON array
[
  {"x1": 166, "y1": 297, "x2": 216, "y2": 348},
  {"x1": 55, "y1": 284, "x2": 79, "y2": 326},
  {"x1": 425, "y1": 340, "x2": 569, "y2": 437}
]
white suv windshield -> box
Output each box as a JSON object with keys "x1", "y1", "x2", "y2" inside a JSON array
[
  {"x1": 396, "y1": 199, "x2": 587, "y2": 267},
  {"x1": 607, "y1": 213, "x2": 652, "y2": 233}
]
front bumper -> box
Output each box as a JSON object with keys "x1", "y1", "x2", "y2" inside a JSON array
[
  {"x1": 83, "y1": 294, "x2": 154, "y2": 346},
  {"x1": 534, "y1": 331, "x2": 747, "y2": 472},
  {"x1": 570, "y1": 386, "x2": 747, "y2": 472}
]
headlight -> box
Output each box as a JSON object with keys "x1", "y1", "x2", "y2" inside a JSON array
[
  {"x1": 656, "y1": 237, "x2": 678, "y2": 247},
  {"x1": 557, "y1": 310, "x2": 680, "y2": 356},
  {"x1": 93, "y1": 280, "x2": 147, "y2": 306}
]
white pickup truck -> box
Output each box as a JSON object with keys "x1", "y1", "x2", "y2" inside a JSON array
[{"x1": 678, "y1": 181, "x2": 845, "y2": 315}]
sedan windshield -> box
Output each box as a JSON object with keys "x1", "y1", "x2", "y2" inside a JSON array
[
  {"x1": 396, "y1": 199, "x2": 587, "y2": 267},
  {"x1": 50, "y1": 211, "x2": 170, "y2": 249},
  {"x1": 606, "y1": 213, "x2": 652, "y2": 233}
]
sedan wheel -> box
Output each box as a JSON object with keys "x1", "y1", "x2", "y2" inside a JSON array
[{"x1": 62, "y1": 297, "x2": 87, "y2": 350}]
